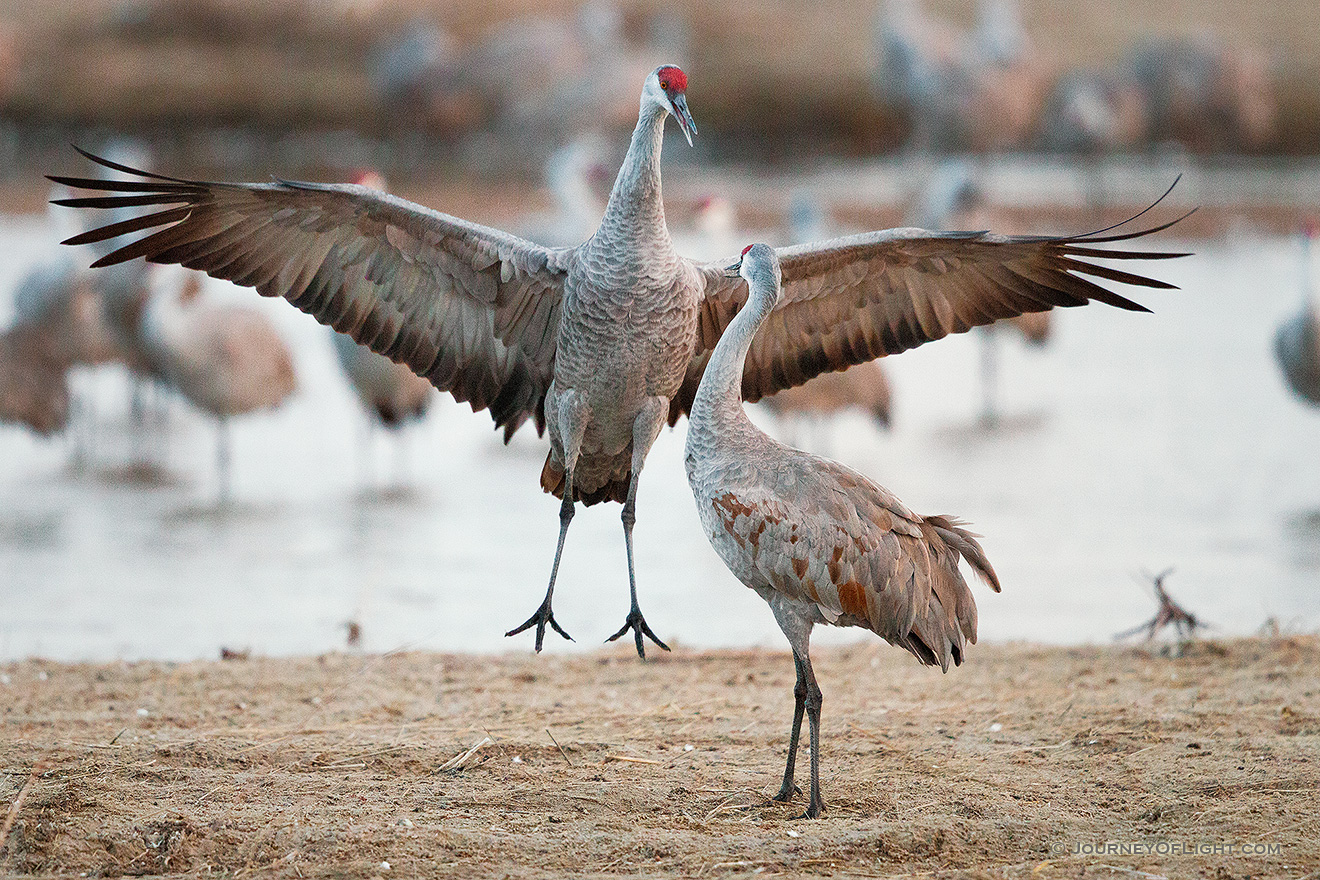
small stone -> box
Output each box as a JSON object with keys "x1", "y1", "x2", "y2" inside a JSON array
[
  {"x1": 989, "y1": 722, "x2": 1003, "y2": 733},
  {"x1": 380, "y1": 861, "x2": 391, "y2": 871},
  {"x1": 787, "y1": 829, "x2": 801, "y2": 838},
  {"x1": 683, "y1": 744, "x2": 694, "y2": 752},
  {"x1": 136, "y1": 708, "x2": 150, "y2": 717}
]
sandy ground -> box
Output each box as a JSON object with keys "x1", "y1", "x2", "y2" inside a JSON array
[{"x1": 1, "y1": 636, "x2": 1317, "y2": 878}]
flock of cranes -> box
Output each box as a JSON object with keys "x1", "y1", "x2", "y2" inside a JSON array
[
  {"x1": 42, "y1": 63, "x2": 1204, "y2": 816},
  {"x1": 0, "y1": 4, "x2": 1311, "y2": 815},
  {"x1": 877, "y1": 0, "x2": 1274, "y2": 154}
]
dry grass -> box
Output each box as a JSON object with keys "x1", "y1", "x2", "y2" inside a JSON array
[{"x1": 1, "y1": 637, "x2": 1317, "y2": 878}]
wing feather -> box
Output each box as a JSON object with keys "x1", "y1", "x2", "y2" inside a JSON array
[
  {"x1": 52, "y1": 151, "x2": 571, "y2": 438},
  {"x1": 670, "y1": 201, "x2": 1190, "y2": 423}
]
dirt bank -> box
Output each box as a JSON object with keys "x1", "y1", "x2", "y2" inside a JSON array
[{"x1": 2, "y1": 637, "x2": 1318, "y2": 878}]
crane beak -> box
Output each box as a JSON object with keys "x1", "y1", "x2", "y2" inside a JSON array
[
  {"x1": 722, "y1": 258, "x2": 742, "y2": 278},
  {"x1": 669, "y1": 93, "x2": 697, "y2": 147}
]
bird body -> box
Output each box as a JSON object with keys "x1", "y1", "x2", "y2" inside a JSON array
[
  {"x1": 0, "y1": 321, "x2": 73, "y2": 435},
  {"x1": 141, "y1": 288, "x2": 296, "y2": 419},
  {"x1": 687, "y1": 244, "x2": 999, "y2": 818},
  {"x1": 1275, "y1": 226, "x2": 1320, "y2": 406},
  {"x1": 333, "y1": 331, "x2": 432, "y2": 427},
  {"x1": 1, "y1": 252, "x2": 125, "y2": 436},
  {"x1": 53, "y1": 65, "x2": 1186, "y2": 658},
  {"x1": 138, "y1": 268, "x2": 296, "y2": 499}
]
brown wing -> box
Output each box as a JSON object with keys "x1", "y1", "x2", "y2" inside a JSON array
[
  {"x1": 669, "y1": 208, "x2": 1190, "y2": 425},
  {"x1": 50, "y1": 149, "x2": 570, "y2": 439}
]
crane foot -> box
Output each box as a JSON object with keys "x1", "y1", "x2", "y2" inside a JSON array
[
  {"x1": 792, "y1": 799, "x2": 824, "y2": 820},
  {"x1": 505, "y1": 597, "x2": 573, "y2": 652},
  {"x1": 771, "y1": 784, "x2": 801, "y2": 803},
  {"x1": 606, "y1": 606, "x2": 670, "y2": 659}
]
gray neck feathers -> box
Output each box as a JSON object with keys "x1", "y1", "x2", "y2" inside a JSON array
[
  {"x1": 689, "y1": 278, "x2": 777, "y2": 443},
  {"x1": 596, "y1": 103, "x2": 670, "y2": 250}
]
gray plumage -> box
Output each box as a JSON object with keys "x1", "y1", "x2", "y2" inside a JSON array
[
  {"x1": 1275, "y1": 228, "x2": 1320, "y2": 406},
  {"x1": 686, "y1": 243, "x2": 1001, "y2": 818},
  {"x1": 53, "y1": 67, "x2": 1185, "y2": 659}
]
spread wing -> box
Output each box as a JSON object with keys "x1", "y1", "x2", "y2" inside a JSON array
[
  {"x1": 50, "y1": 148, "x2": 570, "y2": 439},
  {"x1": 670, "y1": 205, "x2": 1190, "y2": 424}
]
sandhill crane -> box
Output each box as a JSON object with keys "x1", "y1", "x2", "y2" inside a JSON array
[
  {"x1": 404, "y1": 2, "x2": 663, "y2": 170},
  {"x1": 138, "y1": 268, "x2": 297, "y2": 500},
  {"x1": 1039, "y1": 68, "x2": 1148, "y2": 155},
  {"x1": 1123, "y1": 35, "x2": 1275, "y2": 153},
  {"x1": 517, "y1": 135, "x2": 612, "y2": 248},
  {"x1": 53, "y1": 65, "x2": 1186, "y2": 660},
  {"x1": 873, "y1": 0, "x2": 1048, "y2": 152},
  {"x1": 0, "y1": 323, "x2": 72, "y2": 435},
  {"x1": 1275, "y1": 224, "x2": 1320, "y2": 407},
  {"x1": 760, "y1": 364, "x2": 893, "y2": 448},
  {"x1": 686, "y1": 244, "x2": 1002, "y2": 818},
  {"x1": 1, "y1": 252, "x2": 124, "y2": 440},
  {"x1": 332, "y1": 330, "x2": 432, "y2": 428}
]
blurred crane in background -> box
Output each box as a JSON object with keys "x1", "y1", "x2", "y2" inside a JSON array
[
  {"x1": 873, "y1": 0, "x2": 1049, "y2": 152},
  {"x1": 325, "y1": 170, "x2": 435, "y2": 485},
  {"x1": 1275, "y1": 223, "x2": 1320, "y2": 407},
  {"x1": 137, "y1": 268, "x2": 297, "y2": 502}
]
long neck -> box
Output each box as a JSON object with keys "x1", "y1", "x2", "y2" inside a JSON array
[
  {"x1": 689, "y1": 281, "x2": 776, "y2": 442},
  {"x1": 595, "y1": 102, "x2": 670, "y2": 249}
]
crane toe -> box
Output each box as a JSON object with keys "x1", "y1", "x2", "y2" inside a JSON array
[
  {"x1": 606, "y1": 607, "x2": 670, "y2": 659},
  {"x1": 504, "y1": 598, "x2": 574, "y2": 652}
]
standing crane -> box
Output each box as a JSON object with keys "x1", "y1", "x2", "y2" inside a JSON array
[
  {"x1": 1275, "y1": 223, "x2": 1320, "y2": 406},
  {"x1": 137, "y1": 268, "x2": 297, "y2": 501},
  {"x1": 685, "y1": 243, "x2": 1002, "y2": 818},
  {"x1": 53, "y1": 66, "x2": 1186, "y2": 660}
]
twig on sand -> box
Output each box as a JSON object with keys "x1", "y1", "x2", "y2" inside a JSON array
[
  {"x1": 438, "y1": 736, "x2": 491, "y2": 772},
  {"x1": 546, "y1": 729, "x2": 572, "y2": 767},
  {"x1": 1115, "y1": 568, "x2": 1210, "y2": 646},
  {"x1": 0, "y1": 761, "x2": 47, "y2": 858},
  {"x1": 604, "y1": 755, "x2": 662, "y2": 765}
]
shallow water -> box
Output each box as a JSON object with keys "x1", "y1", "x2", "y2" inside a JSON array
[{"x1": 1, "y1": 211, "x2": 1318, "y2": 662}]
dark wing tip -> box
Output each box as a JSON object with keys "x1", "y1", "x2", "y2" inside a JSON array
[{"x1": 69, "y1": 144, "x2": 183, "y2": 183}]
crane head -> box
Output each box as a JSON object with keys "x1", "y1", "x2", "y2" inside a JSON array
[
  {"x1": 650, "y1": 65, "x2": 697, "y2": 146},
  {"x1": 725, "y1": 243, "x2": 781, "y2": 294}
]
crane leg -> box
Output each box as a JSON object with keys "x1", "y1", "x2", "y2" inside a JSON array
[
  {"x1": 504, "y1": 487, "x2": 576, "y2": 650},
  {"x1": 772, "y1": 651, "x2": 808, "y2": 803},
  {"x1": 606, "y1": 399, "x2": 670, "y2": 659},
  {"x1": 799, "y1": 652, "x2": 825, "y2": 819},
  {"x1": 979, "y1": 325, "x2": 1000, "y2": 427},
  {"x1": 506, "y1": 391, "x2": 587, "y2": 651},
  {"x1": 216, "y1": 415, "x2": 232, "y2": 505},
  {"x1": 769, "y1": 599, "x2": 824, "y2": 818}
]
